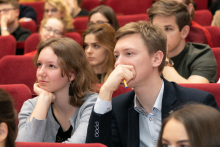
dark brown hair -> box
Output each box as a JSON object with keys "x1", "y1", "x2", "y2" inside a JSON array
[
  {"x1": 89, "y1": 5, "x2": 120, "y2": 31},
  {"x1": 33, "y1": 38, "x2": 98, "y2": 107},
  {"x1": 182, "y1": 0, "x2": 195, "y2": 20},
  {"x1": 148, "y1": 0, "x2": 191, "y2": 31},
  {"x1": 83, "y1": 24, "x2": 116, "y2": 83},
  {"x1": 115, "y1": 21, "x2": 167, "y2": 73},
  {"x1": 0, "y1": 89, "x2": 17, "y2": 147},
  {"x1": 158, "y1": 104, "x2": 220, "y2": 147},
  {"x1": 0, "y1": 0, "x2": 19, "y2": 9}
]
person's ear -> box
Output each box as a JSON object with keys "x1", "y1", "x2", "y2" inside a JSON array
[
  {"x1": 180, "y1": 25, "x2": 190, "y2": 39},
  {"x1": 152, "y1": 51, "x2": 163, "y2": 68},
  {"x1": 0, "y1": 123, "x2": 8, "y2": 143},
  {"x1": 69, "y1": 73, "x2": 75, "y2": 82},
  {"x1": 188, "y1": 3, "x2": 194, "y2": 14}
]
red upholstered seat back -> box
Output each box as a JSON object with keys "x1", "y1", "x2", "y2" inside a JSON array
[
  {"x1": 81, "y1": 0, "x2": 100, "y2": 11},
  {"x1": 19, "y1": 20, "x2": 37, "y2": 33},
  {"x1": 65, "y1": 32, "x2": 82, "y2": 45},
  {"x1": 193, "y1": 0, "x2": 208, "y2": 10},
  {"x1": 0, "y1": 55, "x2": 37, "y2": 95},
  {"x1": 0, "y1": 84, "x2": 31, "y2": 113},
  {"x1": 204, "y1": 26, "x2": 220, "y2": 48},
  {"x1": 117, "y1": 14, "x2": 148, "y2": 27},
  {"x1": 194, "y1": 10, "x2": 213, "y2": 26},
  {"x1": 0, "y1": 35, "x2": 16, "y2": 59},
  {"x1": 179, "y1": 83, "x2": 220, "y2": 108},
  {"x1": 74, "y1": 17, "x2": 88, "y2": 31},
  {"x1": 16, "y1": 142, "x2": 106, "y2": 147},
  {"x1": 107, "y1": 0, "x2": 153, "y2": 15},
  {"x1": 212, "y1": 47, "x2": 220, "y2": 82}
]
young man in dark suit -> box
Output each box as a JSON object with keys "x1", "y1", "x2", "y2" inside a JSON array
[{"x1": 86, "y1": 21, "x2": 218, "y2": 147}]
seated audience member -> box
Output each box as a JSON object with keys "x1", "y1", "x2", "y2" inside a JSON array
[
  {"x1": 44, "y1": 0, "x2": 73, "y2": 31},
  {"x1": 24, "y1": 17, "x2": 66, "y2": 56},
  {"x1": 86, "y1": 21, "x2": 218, "y2": 147},
  {"x1": 212, "y1": 10, "x2": 220, "y2": 29},
  {"x1": 87, "y1": 5, "x2": 120, "y2": 31},
  {"x1": 210, "y1": 0, "x2": 220, "y2": 15},
  {"x1": 148, "y1": 0, "x2": 217, "y2": 83},
  {"x1": 0, "y1": 89, "x2": 17, "y2": 147},
  {"x1": 175, "y1": 0, "x2": 213, "y2": 47},
  {"x1": 158, "y1": 104, "x2": 220, "y2": 147},
  {"x1": 0, "y1": 0, "x2": 31, "y2": 41},
  {"x1": 63, "y1": 0, "x2": 88, "y2": 18},
  {"x1": 83, "y1": 24, "x2": 115, "y2": 83},
  {"x1": 19, "y1": 4, "x2": 37, "y2": 23},
  {"x1": 16, "y1": 38, "x2": 98, "y2": 143}
]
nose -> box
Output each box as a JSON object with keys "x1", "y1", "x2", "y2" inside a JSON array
[
  {"x1": 37, "y1": 65, "x2": 47, "y2": 78},
  {"x1": 49, "y1": 31, "x2": 55, "y2": 37},
  {"x1": 114, "y1": 55, "x2": 125, "y2": 67},
  {"x1": 86, "y1": 46, "x2": 93, "y2": 54},
  {"x1": 47, "y1": 11, "x2": 52, "y2": 17}
]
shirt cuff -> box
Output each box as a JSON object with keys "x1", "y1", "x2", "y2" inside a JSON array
[{"x1": 94, "y1": 97, "x2": 112, "y2": 114}]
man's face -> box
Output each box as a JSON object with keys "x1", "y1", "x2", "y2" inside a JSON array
[
  {"x1": 114, "y1": 33, "x2": 156, "y2": 88},
  {"x1": 152, "y1": 15, "x2": 183, "y2": 58},
  {"x1": 0, "y1": 3, "x2": 18, "y2": 25}
]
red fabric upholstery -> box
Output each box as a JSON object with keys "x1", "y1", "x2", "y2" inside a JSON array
[
  {"x1": 193, "y1": 0, "x2": 208, "y2": 10},
  {"x1": 0, "y1": 55, "x2": 37, "y2": 95},
  {"x1": 65, "y1": 32, "x2": 82, "y2": 45},
  {"x1": 19, "y1": 20, "x2": 37, "y2": 33},
  {"x1": 0, "y1": 84, "x2": 31, "y2": 113},
  {"x1": 24, "y1": 33, "x2": 40, "y2": 54},
  {"x1": 179, "y1": 83, "x2": 220, "y2": 108},
  {"x1": 107, "y1": 0, "x2": 153, "y2": 15},
  {"x1": 20, "y1": 1, "x2": 45, "y2": 26},
  {"x1": 81, "y1": 0, "x2": 100, "y2": 11},
  {"x1": 74, "y1": 17, "x2": 88, "y2": 31},
  {"x1": 194, "y1": 10, "x2": 213, "y2": 26},
  {"x1": 16, "y1": 142, "x2": 106, "y2": 147},
  {"x1": 117, "y1": 14, "x2": 148, "y2": 27},
  {"x1": 204, "y1": 26, "x2": 220, "y2": 47},
  {"x1": 0, "y1": 35, "x2": 16, "y2": 59},
  {"x1": 212, "y1": 47, "x2": 220, "y2": 82}
]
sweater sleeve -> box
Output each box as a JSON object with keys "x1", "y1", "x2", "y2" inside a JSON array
[{"x1": 16, "y1": 98, "x2": 48, "y2": 142}]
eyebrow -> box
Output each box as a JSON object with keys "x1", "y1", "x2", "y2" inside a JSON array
[
  {"x1": 177, "y1": 140, "x2": 190, "y2": 143},
  {"x1": 164, "y1": 25, "x2": 173, "y2": 28},
  {"x1": 114, "y1": 48, "x2": 137, "y2": 54}
]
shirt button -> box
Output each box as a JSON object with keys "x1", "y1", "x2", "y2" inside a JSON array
[
  {"x1": 154, "y1": 140, "x2": 157, "y2": 144},
  {"x1": 149, "y1": 117, "x2": 152, "y2": 121}
]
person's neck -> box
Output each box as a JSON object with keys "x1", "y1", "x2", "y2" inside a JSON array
[
  {"x1": 168, "y1": 39, "x2": 186, "y2": 58},
  {"x1": 0, "y1": 141, "x2": 5, "y2": 147},
  {"x1": 7, "y1": 20, "x2": 19, "y2": 34},
  {"x1": 134, "y1": 73, "x2": 163, "y2": 114},
  {"x1": 72, "y1": 6, "x2": 81, "y2": 18},
  {"x1": 94, "y1": 64, "x2": 103, "y2": 74}
]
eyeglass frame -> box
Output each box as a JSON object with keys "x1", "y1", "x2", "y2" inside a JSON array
[
  {"x1": 43, "y1": 26, "x2": 64, "y2": 36},
  {"x1": 44, "y1": 9, "x2": 58, "y2": 14},
  {"x1": 87, "y1": 21, "x2": 109, "y2": 27},
  {"x1": 0, "y1": 8, "x2": 16, "y2": 14}
]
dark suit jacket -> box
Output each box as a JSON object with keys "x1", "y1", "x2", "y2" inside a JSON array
[{"x1": 86, "y1": 79, "x2": 219, "y2": 147}]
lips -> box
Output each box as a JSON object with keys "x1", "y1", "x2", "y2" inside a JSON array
[
  {"x1": 88, "y1": 57, "x2": 94, "y2": 61},
  {"x1": 39, "y1": 80, "x2": 49, "y2": 85}
]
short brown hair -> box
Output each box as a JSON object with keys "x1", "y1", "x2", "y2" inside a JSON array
[
  {"x1": 115, "y1": 21, "x2": 167, "y2": 73},
  {"x1": 148, "y1": 0, "x2": 190, "y2": 31},
  {"x1": 0, "y1": 0, "x2": 19, "y2": 9},
  {"x1": 83, "y1": 24, "x2": 116, "y2": 83},
  {"x1": 89, "y1": 5, "x2": 120, "y2": 31},
  {"x1": 158, "y1": 104, "x2": 220, "y2": 147},
  {"x1": 33, "y1": 38, "x2": 98, "y2": 107},
  {"x1": 78, "y1": 0, "x2": 83, "y2": 5},
  {"x1": 0, "y1": 89, "x2": 17, "y2": 147}
]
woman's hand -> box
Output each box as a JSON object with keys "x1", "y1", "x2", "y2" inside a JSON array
[{"x1": 34, "y1": 83, "x2": 56, "y2": 103}]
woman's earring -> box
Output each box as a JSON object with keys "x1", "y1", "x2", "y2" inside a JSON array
[{"x1": 69, "y1": 81, "x2": 74, "y2": 96}]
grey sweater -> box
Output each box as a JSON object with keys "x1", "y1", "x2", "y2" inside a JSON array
[{"x1": 16, "y1": 93, "x2": 98, "y2": 143}]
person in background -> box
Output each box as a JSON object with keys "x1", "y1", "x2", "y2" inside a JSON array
[
  {"x1": 17, "y1": 38, "x2": 98, "y2": 143},
  {"x1": 63, "y1": 0, "x2": 88, "y2": 18},
  {"x1": 210, "y1": 0, "x2": 220, "y2": 15},
  {"x1": 83, "y1": 24, "x2": 115, "y2": 83},
  {"x1": 211, "y1": 10, "x2": 220, "y2": 29},
  {"x1": 44, "y1": 0, "x2": 73, "y2": 31},
  {"x1": 19, "y1": 4, "x2": 37, "y2": 23},
  {"x1": 0, "y1": 89, "x2": 17, "y2": 147},
  {"x1": 87, "y1": 5, "x2": 120, "y2": 31},
  {"x1": 158, "y1": 104, "x2": 220, "y2": 147},
  {"x1": 0, "y1": 0, "x2": 31, "y2": 41}
]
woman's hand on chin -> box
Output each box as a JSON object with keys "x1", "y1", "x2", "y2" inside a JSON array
[{"x1": 34, "y1": 83, "x2": 56, "y2": 103}]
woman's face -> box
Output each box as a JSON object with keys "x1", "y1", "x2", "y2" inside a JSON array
[
  {"x1": 88, "y1": 12, "x2": 110, "y2": 27},
  {"x1": 84, "y1": 34, "x2": 108, "y2": 73},
  {"x1": 36, "y1": 46, "x2": 74, "y2": 93},
  {"x1": 44, "y1": 2, "x2": 64, "y2": 19},
  {"x1": 162, "y1": 118, "x2": 190, "y2": 147},
  {"x1": 40, "y1": 18, "x2": 64, "y2": 41}
]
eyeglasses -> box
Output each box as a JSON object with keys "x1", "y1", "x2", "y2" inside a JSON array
[
  {"x1": 44, "y1": 9, "x2": 58, "y2": 14},
  {"x1": 0, "y1": 8, "x2": 16, "y2": 14},
  {"x1": 87, "y1": 21, "x2": 109, "y2": 27},
  {"x1": 43, "y1": 26, "x2": 63, "y2": 36}
]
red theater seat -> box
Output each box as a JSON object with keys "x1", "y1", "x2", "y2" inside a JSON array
[
  {"x1": 81, "y1": 0, "x2": 100, "y2": 11},
  {"x1": 193, "y1": 0, "x2": 208, "y2": 10},
  {"x1": 212, "y1": 47, "x2": 220, "y2": 82},
  {"x1": 204, "y1": 26, "x2": 220, "y2": 48},
  {"x1": 16, "y1": 142, "x2": 106, "y2": 147},
  {"x1": 107, "y1": 0, "x2": 153, "y2": 15},
  {"x1": 0, "y1": 35, "x2": 16, "y2": 59},
  {"x1": 0, "y1": 55, "x2": 37, "y2": 95},
  {"x1": 117, "y1": 14, "x2": 148, "y2": 27},
  {"x1": 19, "y1": 20, "x2": 37, "y2": 33},
  {"x1": 179, "y1": 83, "x2": 220, "y2": 108},
  {"x1": 0, "y1": 84, "x2": 31, "y2": 113},
  {"x1": 74, "y1": 17, "x2": 88, "y2": 32},
  {"x1": 194, "y1": 10, "x2": 213, "y2": 26}
]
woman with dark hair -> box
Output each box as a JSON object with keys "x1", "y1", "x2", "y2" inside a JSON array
[
  {"x1": 158, "y1": 104, "x2": 220, "y2": 147},
  {"x1": 87, "y1": 5, "x2": 120, "y2": 31},
  {"x1": 0, "y1": 89, "x2": 17, "y2": 147},
  {"x1": 16, "y1": 38, "x2": 98, "y2": 143},
  {"x1": 83, "y1": 24, "x2": 115, "y2": 83}
]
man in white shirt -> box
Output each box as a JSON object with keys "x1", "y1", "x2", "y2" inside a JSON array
[{"x1": 86, "y1": 21, "x2": 218, "y2": 147}]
